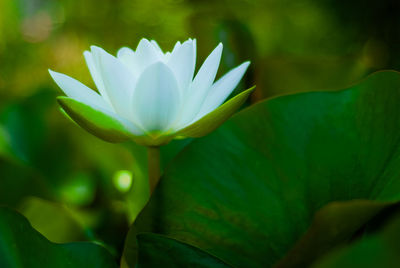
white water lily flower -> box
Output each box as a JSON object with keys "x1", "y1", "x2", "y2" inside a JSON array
[{"x1": 50, "y1": 38, "x2": 254, "y2": 146}]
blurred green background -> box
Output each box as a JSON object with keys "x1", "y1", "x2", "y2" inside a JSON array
[{"x1": 0, "y1": 0, "x2": 399, "y2": 259}]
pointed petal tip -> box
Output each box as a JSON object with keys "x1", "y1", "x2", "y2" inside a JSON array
[
  {"x1": 241, "y1": 61, "x2": 251, "y2": 69},
  {"x1": 117, "y1": 46, "x2": 134, "y2": 58},
  {"x1": 89, "y1": 46, "x2": 103, "y2": 59},
  {"x1": 182, "y1": 39, "x2": 192, "y2": 45},
  {"x1": 90, "y1": 45, "x2": 100, "y2": 51},
  {"x1": 180, "y1": 39, "x2": 195, "y2": 49},
  {"x1": 137, "y1": 38, "x2": 152, "y2": 47},
  {"x1": 83, "y1": 51, "x2": 93, "y2": 63},
  {"x1": 48, "y1": 69, "x2": 63, "y2": 79},
  {"x1": 92, "y1": 46, "x2": 117, "y2": 64},
  {"x1": 192, "y1": 39, "x2": 197, "y2": 51},
  {"x1": 230, "y1": 61, "x2": 251, "y2": 75},
  {"x1": 185, "y1": 38, "x2": 196, "y2": 44},
  {"x1": 90, "y1": 45, "x2": 108, "y2": 57},
  {"x1": 212, "y1": 43, "x2": 223, "y2": 55},
  {"x1": 136, "y1": 38, "x2": 162, "y2": 58},
  {"x1": 48, "y1": 69, "x2": 59, "y2": 80}
]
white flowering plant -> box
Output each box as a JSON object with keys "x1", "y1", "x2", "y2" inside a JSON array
[
  {"x1": 50, "y1": 38, "x2": 253, "y2": 146},
  {"x1": 2, "y1": 34, "x2": 400, "y2": 268}
]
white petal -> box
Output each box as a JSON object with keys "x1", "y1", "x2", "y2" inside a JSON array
[
  {"x1": 171, "y1": 41, "x2": 181, "y2": 54},
  {"x1": 151, "y1": 40, "x2": 173, "y2": 62},
  {"x1": 83, "y1": 51, "x2": 112, "y2": 106},
  {"x1": 132, "y1": 38, "x2": 162, "y2": 74},
  {"x1": 175, "y1": 43, "x2": 223, "y2": 126},
  {"x1": 167, "y1": 39, "x2": 196, "y2": 95},
  {"x1": 50, "y1": 69, "x2": 144, "y2": 136},
  {"x1": 117, "y1": 47, "x2": 135, "y2": 64},
  {"x1": 192, "y1": 39, "x2": 197, "y2": 68},
  {"x1": 49, "y1": 69, "x2": 110, "y2": 111},
  {"x1": 117, "y1": 47, "x2": 134, "y2": 58},
  {"x1": 101, "y1": 108, "x2": 144, "y2": 136},
  {"x1": 70, "y1": 96, "x2": 144, "y2": 136},
  {"x1": 132, "y1": 62, "x2": 181, "y2": 132},
  {"x1": 191, "y1": 43, "x2": 222, "y2": 93},
  {"x1": 194, "y1": 61, "x2": 250, "y2": 122},
  {"x1": 164, "y1": 51, "x2": 171, "y2": 61},
  {"x1": 91, "y1": 46, "x2": 137, "y2": 121},
  {"x1": 150, "y1": 40, "x2": 163, "y2": 54}
]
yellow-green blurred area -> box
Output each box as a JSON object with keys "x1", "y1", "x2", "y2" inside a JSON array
[{"x1": 0, "y1": 0, "x2": 399, "y2": 257}]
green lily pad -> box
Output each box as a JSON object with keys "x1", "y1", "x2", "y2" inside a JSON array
[
  {"x1": 136, "y1": 233, "x2": 231, "y2": 267},
  {"x1": 133, "y1": 71, "x2": 400, "y2": 267},
  {"x1": 18, "y1": 197, "x2": 84, "y2": 243},
  {"x1": 275, "y1": 200, "x2": 395, "y2": 267},
  {"x1": 313, "y1": 212, "x2": 400, "y2": 268},
  {"x1": 0, "y1": 207, "x2": 118, "y2": 268}
]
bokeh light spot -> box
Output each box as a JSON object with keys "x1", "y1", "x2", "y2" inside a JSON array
[
  {"x1": 59, "y1": 173, "x2": 95, "y2": 206},
  {"x1": 113, "y1": 170, "x2": 133, "y2": 193}
]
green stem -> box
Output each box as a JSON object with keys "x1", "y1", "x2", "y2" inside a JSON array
[{"x1": 147, "y1": 146, "x2": 161, "y2": 193}]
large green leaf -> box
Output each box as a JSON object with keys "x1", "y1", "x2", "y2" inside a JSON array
[
  {"x1": 274, "y1": 200, "x2": 395, "y2": 267},
  {"x1": 18, "y1": 197, "x2": 84, "y2": 243},
  {"x1": 0, "y1": 207, "x2": 118, "y2": 268},
  {"x1": 133, "y1": 71, "x2": 400, "y2": 267},
  {"x1": 313, "y1": 213, "x2": 400, "y2": 268},
  {"x1": 136, "y1": 233, "x2": 231, "y2": 267}
]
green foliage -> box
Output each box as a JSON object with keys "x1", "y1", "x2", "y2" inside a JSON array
[
  {"x1": 132, "y1": 71, "x2": 400, "y2": 267},
  {"x1": 275, "y1": 200, "x2": 395, "y2": 267},
  {"x1": 18, "y1": 197, "x2": 84, "y2": 243},
  {"x1": 0, "y1": 207, "x2": 118, "y2": 268},
  {"x1": 136, "y1": 233, "x2": 231, "y2": 267},
  {"x1": 313, "y1": 213, "x2": 400, "y2": 268},
  {"x1": 0, "y1": 0, "x2": 400, "y2": 266}
]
